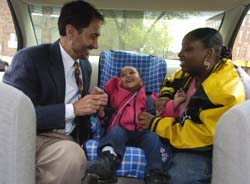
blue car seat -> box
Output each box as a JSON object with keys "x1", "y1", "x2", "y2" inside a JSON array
[{"x1": 85, "y1": 50, "x2": 167, "y2": 178}]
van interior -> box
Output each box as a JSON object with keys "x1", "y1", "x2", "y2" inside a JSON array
[{"x1": 1, "y1": 0, "x2": 250, "y2": 183}]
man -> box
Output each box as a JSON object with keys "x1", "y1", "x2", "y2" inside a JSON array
[{"x1": 3, "y1": 1, "x2": 107, "y2": 184}]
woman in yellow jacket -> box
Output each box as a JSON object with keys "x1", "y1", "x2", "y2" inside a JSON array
[{"x1": 139, "y1": 27, "x2": 250, "y2": 184}]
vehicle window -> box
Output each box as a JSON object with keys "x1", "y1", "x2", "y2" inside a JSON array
[
  {"x1": 0, "y1": 0, "x2": 17, "y2": 78},
  {"x1": 29, "y1": 5, "x2": 223, "y2": 59},
  {"x1": 232, "y1": 10, "x2": 250, "y2": 75}
]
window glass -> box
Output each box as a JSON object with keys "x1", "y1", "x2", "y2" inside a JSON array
[
  {"x1": 0, "y1": 0, "x2": 17, "y2": 79},
  {"x1": 29, "y1": 5, "x2": 223, "y2": 59},
  {"x1": 232, "y1": 10, "x2": 250, "y2": 75}
]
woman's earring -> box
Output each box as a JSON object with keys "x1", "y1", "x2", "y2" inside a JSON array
[{"x1": 204, "y1": 58, "x2": 210, "y2": 70}]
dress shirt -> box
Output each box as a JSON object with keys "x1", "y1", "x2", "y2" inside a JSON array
[{"x1": 59, "y1": 43, "x2": 82, "y2": 135}]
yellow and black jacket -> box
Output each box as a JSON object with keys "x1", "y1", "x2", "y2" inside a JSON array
[{"x1": 150, "y1": 59, "x2": 250, "y2": 151}]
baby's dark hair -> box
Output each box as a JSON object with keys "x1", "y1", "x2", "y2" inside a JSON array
[
  {"x1": 118, "y1": 66, "x2": 142, "y2": 78},
  {"x1": 185, "y1": 27, "x2": 232, "y2": 61}
]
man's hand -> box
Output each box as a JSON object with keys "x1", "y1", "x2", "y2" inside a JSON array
[
  {"x1": 90, "y1": 86, "x2": 105, "y2": 95},
  {"x1": 90, "y1": 86, "x2": 108, "y2": 106},
  {"x1": 139, "y1": 112, "x2": 155, "y2": 129},
  {"x1": 73, "y1": 86, "x2": 108, "y2": 116}
]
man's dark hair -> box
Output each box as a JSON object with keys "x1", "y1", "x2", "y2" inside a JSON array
[{"x1": 58, "y1": 0, "x2": 104, "y2": 36}]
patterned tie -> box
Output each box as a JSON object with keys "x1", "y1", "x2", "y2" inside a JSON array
[
  {"x1": 73, "y1": 61, "x2": 84, "y2": 98},
  {"x1": 73, "y1": 61, "x2": 83, "y2": 143}
]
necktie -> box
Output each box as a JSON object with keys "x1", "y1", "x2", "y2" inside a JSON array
[
  {"x1": 73, "y1": 61, "x2": 83, "y2": 98},
  {"x1": 73, "y1": 61, "x2": 83, "y2": 143}
]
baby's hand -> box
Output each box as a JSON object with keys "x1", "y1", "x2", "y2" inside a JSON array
[
  {"x1": 97, "y1": 105, "x2": 105, "y2": 118},
  {"x1": 174, "y1": 89, "x2": 186, "y2": 109}
]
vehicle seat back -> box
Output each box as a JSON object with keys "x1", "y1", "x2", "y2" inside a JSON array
[
  {"x1": 212, "y1": 100, "x2": 250, "y2": 184},
  {"x1": 0, "y1": 82, "x2": 36, "y2": 184}
]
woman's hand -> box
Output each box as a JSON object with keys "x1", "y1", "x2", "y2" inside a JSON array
[
  {"x1": 139, "y1": 112, "x2": 155, "y2": 129},
  {"x1": 154, "y1": 97, "x2": 169, "y2": 116}
]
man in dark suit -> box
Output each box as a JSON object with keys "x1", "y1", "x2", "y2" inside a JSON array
[{"x1": 3, "y1": 1, "x2": 107, "y2": 184}]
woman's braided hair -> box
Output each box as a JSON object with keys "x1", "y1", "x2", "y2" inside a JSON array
[{"x1": 185, "y1": 27, "x2": 232, "y2": 61}]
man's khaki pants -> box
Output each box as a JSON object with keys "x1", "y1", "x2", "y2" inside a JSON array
[{"x1": 36, "y1": 133, "x2": 87, "y2": 184}]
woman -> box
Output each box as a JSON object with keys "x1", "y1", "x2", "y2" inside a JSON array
[{"x1": 139, "y1": 27, "x2": 250, "y2": 184}]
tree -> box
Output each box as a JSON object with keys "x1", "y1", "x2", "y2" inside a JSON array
[
  {"x1": 121, "y1": 12, "x2": 173, "y2": 57},
  {"x1": 97, "y1": 10, "x2": 196, "y2": 58}
]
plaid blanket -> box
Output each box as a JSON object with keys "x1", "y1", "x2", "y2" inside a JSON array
[
  {"x1": 85, "y1": 136, "x2": 171, "y2": 178},
  {"x1": 85, "y1": 139, "x2": 146, "y2": 178}
]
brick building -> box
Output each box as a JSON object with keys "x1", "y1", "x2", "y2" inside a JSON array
[
  {"x1": 0, "y1": 0, "x2": 17, "y2": 62},
  {"x1": 232, "y1": 12, "x2": 250, "y2": 74}
]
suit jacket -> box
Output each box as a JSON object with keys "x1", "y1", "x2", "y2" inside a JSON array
[{"x1": 3, "y1": 40, "x2": 92, "y2": 144}]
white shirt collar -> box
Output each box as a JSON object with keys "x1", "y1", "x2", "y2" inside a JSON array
[{"x1": 59, "y1": 42, "x2": 75, "y2": 70}]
